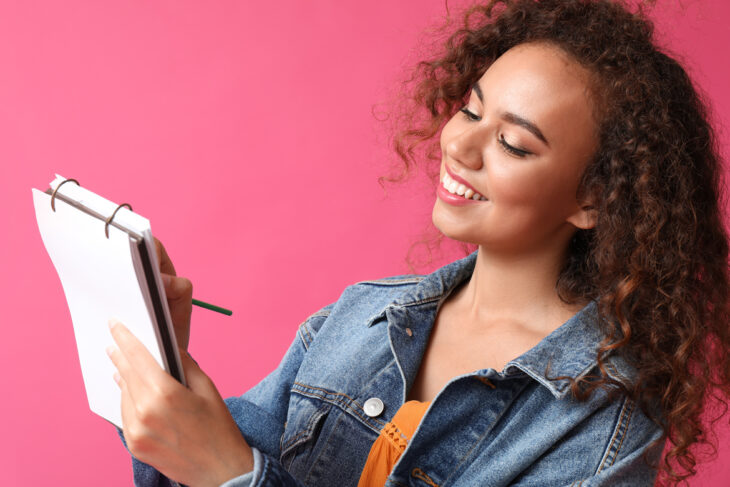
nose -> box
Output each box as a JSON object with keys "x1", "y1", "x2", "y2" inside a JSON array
[{"x1": 444, "y1": 123, "x2": 486, "y2": 170}]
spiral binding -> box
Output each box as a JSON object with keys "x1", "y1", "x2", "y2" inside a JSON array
[
  {"x1": 50, "y1": 178, "x2": 134, "y2": 239},
  {"x1": 105, "y1": 203, "x2": 133, "y2": 238},
  {"x1": 50, "y1": 178, "x2": 79, "y2": 212}
]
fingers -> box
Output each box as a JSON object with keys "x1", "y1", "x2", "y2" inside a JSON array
[
  {"x1": 115, "y1": 372, "x2": 134, "y2": 430},
  {"x1": 115, "y1": 360, "x2": 164, "y2": 463},
  {"x1": 154, "y1": 237, "x2": 177, "y2": 276},
  {"x1": 108, "y1": 338, "x2": 142, "y2": 408},
  {"x1": 108, "y1": 320, "x2": 169, "y2": 394},
  {"x1": 108, "y1": 318, "x2": 190, "y2": 449},
  {"x1": 161, "y1": 275, "x2": 193, "y2": 351},
  {"x1": 152, "y1": 238, "x2": 191, "y2": 352},
  {"x1": 161, "y1": 273, "x2": 193, "y2": 301}
]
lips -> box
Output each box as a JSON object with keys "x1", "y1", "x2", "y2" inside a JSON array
[{"x1": 441, "y1": 167, "x2": 487, "y2": 201}]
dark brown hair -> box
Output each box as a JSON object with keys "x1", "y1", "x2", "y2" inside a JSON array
[{"x1": 390, "y1": 0, "x2": 730, "y2": 484}]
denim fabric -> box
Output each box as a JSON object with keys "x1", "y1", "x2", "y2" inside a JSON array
[{"x1": 126, "y1": 251, "x2": 664, "y2": 486}]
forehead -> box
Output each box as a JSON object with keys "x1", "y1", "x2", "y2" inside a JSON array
[{"x1": 477, "y1": 42, "x2": 597, "y2": 147}]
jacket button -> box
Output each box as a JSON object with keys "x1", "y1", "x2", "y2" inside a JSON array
[{"x1": 363, "y1": 397, "x2": 385, "y2": 417}]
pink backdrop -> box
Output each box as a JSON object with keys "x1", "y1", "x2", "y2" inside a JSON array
[{"x1": 2, "y1": 1, "x2": 728, "y2": 485}]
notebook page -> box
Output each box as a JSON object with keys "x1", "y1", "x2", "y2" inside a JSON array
[
  {"x1": 33, "y1": 188, "x2": 166, "y2": 429},
  {"x1": 47, "y1": 175, "x2": 184, "y2": 385}
]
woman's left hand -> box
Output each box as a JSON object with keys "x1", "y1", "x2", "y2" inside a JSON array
[{"x1": 107, "y1": 319, "x2": 253, "y2": 487}]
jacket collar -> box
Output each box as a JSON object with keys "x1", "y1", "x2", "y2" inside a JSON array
[
  {"x1": 363, "y1": 251, "x2": 476, "y2": 326},
  {"x1": 368, "y1": 251, "x2": 619, "y2": 400},
  {"x1": 394, "y1": 251, "x2": 478, "y2": 307}
]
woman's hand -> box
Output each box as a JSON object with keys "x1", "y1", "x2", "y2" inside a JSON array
[
  {"x1": 154, "y1": 237, "x2": 192, "y2": 352},
  {"x1": 107, "y1": 319, "x2": 253, "y2": 487}
]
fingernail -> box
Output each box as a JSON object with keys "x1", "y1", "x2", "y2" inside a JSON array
[
  {"x1": 106, "y1": 346, "x2": 114, "y2": 357},
  {"x1": 113, "y1": 372, "x2": 120, "y2": 384},
  {"x1": 162, "y1": 274, "x2": 171, "y2": 286},
  {"x1": 108, "y1": 319, "x2": 116, "y2": 330}
]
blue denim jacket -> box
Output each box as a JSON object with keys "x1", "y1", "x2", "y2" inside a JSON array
[{"x1": 127, "y1": 251, "x2": 664, "y2": 486}]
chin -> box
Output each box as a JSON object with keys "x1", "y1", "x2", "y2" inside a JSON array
[{"x1": 432, "y1": 209, "x2": 483, "y2": 246}]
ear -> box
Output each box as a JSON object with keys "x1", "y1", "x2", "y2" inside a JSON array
[{"x1": 566, "y1": 203, "x2": 597, "y2": 230}]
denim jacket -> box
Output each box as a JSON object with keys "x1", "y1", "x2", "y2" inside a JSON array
[{"x1": 127, "y1": 251, "x2": 664, "y2": 487}]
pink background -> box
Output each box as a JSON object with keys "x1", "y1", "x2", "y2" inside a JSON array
[{"x1": 1, "y1": 1, "x2": 728, "y2": 485}]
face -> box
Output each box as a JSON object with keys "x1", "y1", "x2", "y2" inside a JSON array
[{"x1": 433, "y1": 42, "x2": 599, "y2": 256}]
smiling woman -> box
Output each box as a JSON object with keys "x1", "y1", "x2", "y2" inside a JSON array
[
  {"x1": 111, "y1": 1, "x2": 730, "y2": 486},
  {"x1": 433, "y1": 42, "x2": 599, "y2": 256},
  {"x1": 413, "y1": 41, "x2": 602, "y2": 405}
]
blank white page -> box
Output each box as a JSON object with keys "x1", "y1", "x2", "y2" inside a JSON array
[{"x1": 33, "y1": 187, "x2": 166, "y2": 429}]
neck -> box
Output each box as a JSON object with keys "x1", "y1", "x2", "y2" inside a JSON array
[{"x1": 453, "y1": 242, "x2": 583, "y2": 335}]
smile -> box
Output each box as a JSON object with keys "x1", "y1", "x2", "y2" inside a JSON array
[{"x1": 441, "y1": 172, "x2": 488, "y2": 201}]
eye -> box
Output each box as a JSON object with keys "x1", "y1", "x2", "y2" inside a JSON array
[
  {"x1": 459, "y1": 106, "x2": 480, "y2": 121},
  {"x1": 499, "y1": 134, "x2": 531, "y2": 157}
]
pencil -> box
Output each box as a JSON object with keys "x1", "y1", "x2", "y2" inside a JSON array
[{"x1": 192, "y1": 298, "x2": 233, "y2": 316}]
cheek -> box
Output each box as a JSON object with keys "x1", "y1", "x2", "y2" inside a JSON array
[
  {"x1": 488, "y1": 159, "x2": 579, "y2": 215},
  {"x1": 488, "y1": 162, "x2": 551, "y2": 204}
]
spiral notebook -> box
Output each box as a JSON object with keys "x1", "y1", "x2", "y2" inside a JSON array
[{"x1": 32, "y1": 175, "x2": 185, "y2": 429}]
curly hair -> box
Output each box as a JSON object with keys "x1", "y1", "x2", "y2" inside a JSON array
[{"x1": 390, "y1": 0, "x2": 730, "y2": 484}]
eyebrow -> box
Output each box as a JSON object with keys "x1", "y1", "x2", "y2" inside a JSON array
[{"x1": 471, "y1": 82, "x2": 550, "y2": 147}]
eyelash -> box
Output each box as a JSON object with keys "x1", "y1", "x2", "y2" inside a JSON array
[
  {"x1": 458, "y1": 107, "x2": 531, "y2": 157},
  {"x1": 459, "y1": 106, "x2": 479, "y2": 122},
  {"x1": 499, "y1": 135, "x2": 530, "y2": 157}
]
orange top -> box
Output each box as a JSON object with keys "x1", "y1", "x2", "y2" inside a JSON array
[{"x1": 357, "y1": 400, "x2": 431, "y2": 487}]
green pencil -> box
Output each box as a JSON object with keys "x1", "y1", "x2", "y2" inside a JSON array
[{"x1": 192, "y1": 298, "x2": 233, "y2": 316}]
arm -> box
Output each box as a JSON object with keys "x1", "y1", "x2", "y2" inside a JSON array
[
  {"x1": 112, "y1": 304, "x2": 334, "y2": 487},
  {"x1": 213, "y1": 306, "x2": 335, "y2": 487},
  {"x1": 112, "y1": 239, "x2": 330, "y2": 486}
]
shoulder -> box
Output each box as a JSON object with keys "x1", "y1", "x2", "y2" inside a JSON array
[
  {"x1": 353, "y1": 274, "x2": 425, "y2": 286},
  {"x1": 337, "y1": 273, "x2": 425, "y2": 309},
  {"x1": 296, "y1": 272, "x2": 425, "y2": 349}
]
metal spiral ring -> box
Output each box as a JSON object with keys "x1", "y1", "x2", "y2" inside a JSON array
[
  {"x1": 50, "y1": 178, "x2": 80, "y2": 212},
  {"x1": 105, "y1": 203, "x2": 133, "y2": 238}
]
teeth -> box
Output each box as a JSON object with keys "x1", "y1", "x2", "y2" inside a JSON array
[{"x1": 441, "y1": 172, "x2": 488, "y2": 201}]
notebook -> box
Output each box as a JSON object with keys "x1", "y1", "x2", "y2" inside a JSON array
[{"x1": 32, "y1": 175, "x2": 185, "y2": 429}]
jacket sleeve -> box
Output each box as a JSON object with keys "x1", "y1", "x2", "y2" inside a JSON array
[{"x1": 121, "y1": 303, "x2": 335, "y2": 487}]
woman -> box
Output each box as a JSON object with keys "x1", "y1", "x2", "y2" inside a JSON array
[{"x1": 107, "y1": 0, "x2": 730, "y2": 485}]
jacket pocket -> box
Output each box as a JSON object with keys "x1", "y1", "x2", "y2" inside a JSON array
[{"x1": 280, "y1": 398, "x2": 332, "y2": 471}]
